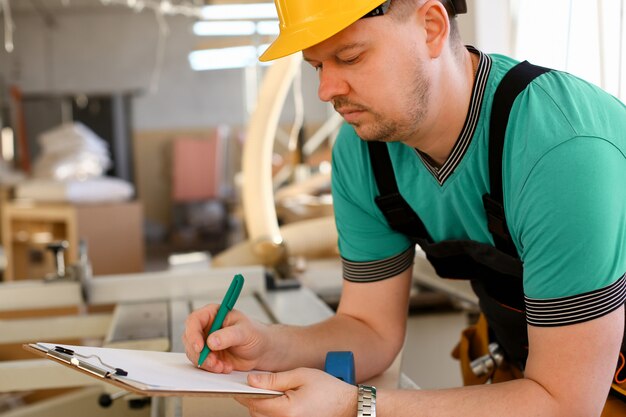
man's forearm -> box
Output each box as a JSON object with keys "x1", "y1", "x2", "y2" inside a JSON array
[
  {"x1": 378, "y1": 378, "x2": 590, "y2": 417},
  {"x1": 259, "y1": 313, "x2": 403, "y2": 379}
]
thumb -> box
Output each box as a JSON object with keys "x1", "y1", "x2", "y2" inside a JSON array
[{"x1": 248, "y1": 369, "x2": 303, "y2": 392}]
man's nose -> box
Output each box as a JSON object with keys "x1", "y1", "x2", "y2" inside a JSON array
[{"x1": 317, "y1": 67, "x2": 349, "y2": 102}]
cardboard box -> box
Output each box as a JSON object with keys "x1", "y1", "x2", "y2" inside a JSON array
[{"x1": 75, "y1": 201, "x2": 145, "y2": 276}]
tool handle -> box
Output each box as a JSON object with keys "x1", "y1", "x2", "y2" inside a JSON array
[{"x1": 324, "y1": 351, "x2": 356, "y2": 385}]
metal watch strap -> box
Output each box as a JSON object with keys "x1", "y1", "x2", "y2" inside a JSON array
[{"x1": 357, "y1": 384, "x2": 376, "y2": 417}]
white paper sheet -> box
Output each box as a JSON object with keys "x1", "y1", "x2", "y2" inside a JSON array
[{"x1": 37, "y1": 343, "x2": 281, "y2": 396}]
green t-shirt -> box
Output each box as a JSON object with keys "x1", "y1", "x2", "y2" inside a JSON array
[{"x1": 331, "y1": 49, "x2": 626, "y2": 326}]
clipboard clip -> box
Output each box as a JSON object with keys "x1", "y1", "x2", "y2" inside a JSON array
[{"x1": 49, "y1": 346, "x2": 128, "y2": 378}]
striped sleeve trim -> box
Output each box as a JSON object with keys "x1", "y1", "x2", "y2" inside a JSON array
[
  {"x1": 342, "y1": 246, "x2": 415, "y2": 283},
  {"x1": 525, "y1": 274, "x2": 626, "y2": 327}
]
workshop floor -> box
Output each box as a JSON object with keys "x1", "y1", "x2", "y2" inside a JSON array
[{"x1": 403, "y1": 310, "x2": 467, "y2": 389}]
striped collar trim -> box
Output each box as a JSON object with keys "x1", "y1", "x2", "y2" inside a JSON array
[{"x1": 416, "y1": 46, "x2": 492, "y2": 185}]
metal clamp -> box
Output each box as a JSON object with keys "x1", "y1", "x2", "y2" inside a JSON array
[{"x1": 470, "y1": 342, "x2": 504, "y2": 377}]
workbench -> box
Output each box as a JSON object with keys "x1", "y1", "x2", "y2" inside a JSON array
[{"x1": 0, "y1": 265, "x2": 407, "y2": 417}]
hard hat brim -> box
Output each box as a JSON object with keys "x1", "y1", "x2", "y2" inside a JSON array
[{"x1": 259, "y1": 1, "x2": 387, "y2": 62}]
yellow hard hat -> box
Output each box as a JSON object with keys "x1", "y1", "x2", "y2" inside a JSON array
[{"x1": 259, "y1": 0, "x2": 388, "y2": 62}]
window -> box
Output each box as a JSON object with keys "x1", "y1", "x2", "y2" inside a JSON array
[{"x1": 514, "y1": 0, "x2": 625, "y2": 100}]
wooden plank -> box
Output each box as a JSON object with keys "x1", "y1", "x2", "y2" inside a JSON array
[
  {"x1": 0, "y1": 314, "x2": 111, "y2": 344},
  {"x1": 104, "y1": 302, "x2": 169, "y2": 351},
  {"x1": 86, "y1": 266, "x2": 265, "y2": 305},
  {"x1": 0, "y1": 359, "x2": 97, "y2": 392},
  {"x1": 0, "y1": 281, "x2": 82, "y2": 312},
  {"x1": 0, "y1": 386, "x2": 151, "y2": 417}
]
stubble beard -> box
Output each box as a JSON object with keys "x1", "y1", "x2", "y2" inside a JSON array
[{"x1": 334, "y1": 64, "x2": 431, "y2": 143}]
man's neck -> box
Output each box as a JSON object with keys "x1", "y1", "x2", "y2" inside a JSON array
[{"x1": 407, "y1": 48, "x2": 478, "y2": 167}]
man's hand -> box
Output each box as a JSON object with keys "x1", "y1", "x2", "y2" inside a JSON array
[
  {"x1": 236, "y1": 368, "x2": 357, "y2": 417},
  {"x1": 182, "y1": 304, "x2": 270, "y2": 373}
]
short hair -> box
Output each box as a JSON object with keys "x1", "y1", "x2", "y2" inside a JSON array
[{"x1": 388, "y1": 0, "x2": 463, "y2": 57}]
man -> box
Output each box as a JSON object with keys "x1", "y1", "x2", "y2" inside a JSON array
[{"x1": 183, "y1": 0, "x2": 626, "y2": 415}]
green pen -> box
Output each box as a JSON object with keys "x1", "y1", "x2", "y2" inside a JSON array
[{"x1": 197, "y1": 273, "x2": 245, "y2": 368}]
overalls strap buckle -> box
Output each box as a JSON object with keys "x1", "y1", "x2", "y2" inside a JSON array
[{"x1": 482, "y1": 193, "x2": 508, "y2": 238}]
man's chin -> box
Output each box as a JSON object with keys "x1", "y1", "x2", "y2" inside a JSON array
[
  {"x1": 350, "y1": 124, "x2": 374, "y2": 141},
  {"x1": 344, "y1": 119, "x2": 396, "y2": 142},
  {"x1": 352, "y1": 126, "x2": 388, "y2": 142}
]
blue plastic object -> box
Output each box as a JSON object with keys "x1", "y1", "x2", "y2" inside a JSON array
[{"x1": 324, "y1": 351, "x2": 356, "y2": 385}]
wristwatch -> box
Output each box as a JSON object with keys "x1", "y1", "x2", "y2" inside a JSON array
[{"x1": 357, "y1": 384, "x2": 377, "y2": 417}]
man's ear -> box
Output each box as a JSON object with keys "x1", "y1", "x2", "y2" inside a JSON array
[{"x1": 420, "y1": 0, "x2": 449, "y2": 58}]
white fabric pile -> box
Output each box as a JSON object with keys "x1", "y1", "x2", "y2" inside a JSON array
[
  {"x1": 32, "y1": 122, "x2": 111, "y2": 181},
  {"x1": 15, "y1": 122, "x2": 134, "y2": 204},
  {"x1": 15, "y1": 177, "x2": 134, "y2": 204}
]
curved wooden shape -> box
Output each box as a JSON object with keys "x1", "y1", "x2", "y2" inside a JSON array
[
  {"x1": 213, "y1": 216, "x2": 338, "y2": 267},
  {"x1": 217, "y1": 53, "x2": 340, "y2": 269},
  {"x1": 241, "y1": 54, "x2": 302, "y2": 249}
]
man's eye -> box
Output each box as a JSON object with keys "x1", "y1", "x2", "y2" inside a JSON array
[{"x1": 340, "y1": 56, "x2": 360, "y2": 65}]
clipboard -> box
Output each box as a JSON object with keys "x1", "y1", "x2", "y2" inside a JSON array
[{"x1": 24, "y1": 343, "x2": 281, "y2": 398}]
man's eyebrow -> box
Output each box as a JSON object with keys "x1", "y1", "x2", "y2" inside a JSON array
[
  {"x1": 334, "y1": 42, "x2": 367, "y2": 55},
  {"x1": 303, "y1": 42, "x2": 368, "y2": 63}
]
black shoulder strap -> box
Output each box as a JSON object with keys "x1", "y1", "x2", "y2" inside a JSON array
[
  {"x1": 368, "y1": 141, "x2": 433, "y2": 243},
  {"x1": 483, "y1": 61, "x2": 551, "y2": 256}
]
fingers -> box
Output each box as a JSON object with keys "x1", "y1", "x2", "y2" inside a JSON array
[
  {"x1": 183, "y1": 304, "x2": 219, "y2": 348},
  {"x1": 240, "y1": 369, "x2": 357, "y2": 417},
  {"x1": 199, "y1": 353, "x2": 225, "y2": 372},
  {"x1": 182, "y1": 304, "x2": 219, "y2": 365},
  {"x1": 248, "y1": 369, "x2": 306, "y2": 392},
  {"x1": 197, "y1": 324, "x2": 247, "y2": 372},
  {"x1": 206, "y1": 317, "x2": 246, "y2": 351},
  {"x1": 235, "y1": 395, "x2": 289, "y2": 417},
  {"x1": 235, "y1": 376, "x2": 294, "y2": 417},
  {"x1": 182, "y1": 305, "x2": 257, "y2": 372},
  {"x1": 183, "y1": 305, "x2": 246, "y2": 351}
]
